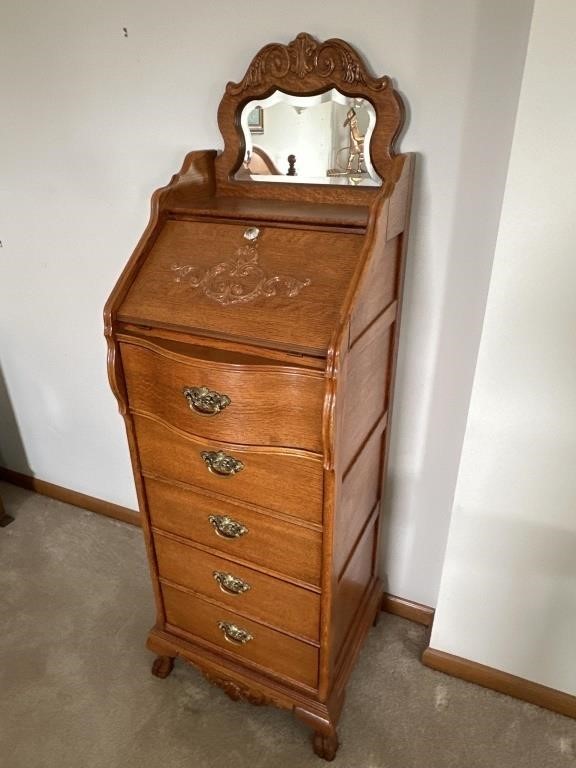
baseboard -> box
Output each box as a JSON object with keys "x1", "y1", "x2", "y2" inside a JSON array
[
  {"x1": 0, "y1": 466, "x2": 141, "y2": 528},
  {"x1": 422, "y1": 647, "x2": 576, "y2": 720},
  {"x1": 381, "y1": 593, "x2": 435, "y2": 626}
]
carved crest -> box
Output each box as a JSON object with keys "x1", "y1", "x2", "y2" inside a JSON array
[{"x1": 228, "y1": 32, "x2": 389, "y2": 94}]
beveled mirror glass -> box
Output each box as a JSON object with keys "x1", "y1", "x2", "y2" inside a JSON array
[{"x1": 235, "y1": 89, "x2": 380, "y2": 186}]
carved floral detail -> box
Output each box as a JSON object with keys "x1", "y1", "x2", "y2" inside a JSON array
[
  {"x1": 202, "y1": 671, "x2": 275, "y2": 707},
  {"x1": 228, "y1": 32, "x2": 389, "y2": 94},
  {"x1": 172, "y1": 243, "x2": 310, "y2": 306}
]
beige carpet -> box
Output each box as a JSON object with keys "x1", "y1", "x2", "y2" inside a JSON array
[{"x1": 1, "y1": 481, "x2": 575, "y2": 768}]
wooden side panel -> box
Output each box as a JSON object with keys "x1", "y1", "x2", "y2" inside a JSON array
[
  {"x1": 155, "y1": 534, "x2": 320, "y2": 641},
  {"x1": 387, "y1": 156, "x2": 412, "y2": 240},
  {"x1": 322, "y1": 154, "x2": 415, "y2": 694},
  {"x1": 339, "y1": 315, "x2": 393, "y2": 471},
  {"x1": 333, "y1": 423, "x2": 385, "y2": 578},
  {"x1": 133, "y1": 414, "x2": 323, "y2": 522},
  {"x1": 349, "y1": 235, "x2": 400, "y2": 343},
  {"x1": 332, "y1": 517, "x2": 378, "y2": 662},
  {"x1": 146, "y1": 476, "x2": 322, "y2": 586}
]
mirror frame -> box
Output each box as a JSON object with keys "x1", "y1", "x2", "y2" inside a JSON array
[{"x1": 215, "y1": 33, "x2": 405, "y2": 200}]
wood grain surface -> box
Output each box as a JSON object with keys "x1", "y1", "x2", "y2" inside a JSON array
[
  {"x1": 162, "y1": 583, "x2": 319, "y2": 688},
  {"x1": 133, "y1": 414, "x2": 324, "y2": 522},
  {"x1": 145, "y1": 475, "x2": 322, "y2": 586},
  {"x1": 340, "y1": 312, "x2": 393, "y2": 471},
  {"x1": 334, "y1": 423, "x2": 386, "y2": 579},
  {"x1": 120, "y1": 336, "x2": 324, "y2": 451},
  {"x1": 118, "y1": 219, "x2": 364, "y2": 356},
  {"x1": 332, "y1": 517, "x2": 378, "y2": 665},
  {"x1": 155, "y1": 533, "x2": 320, "y2": 641}
]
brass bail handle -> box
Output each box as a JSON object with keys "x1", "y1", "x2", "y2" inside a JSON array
[
  {"x1": 183, "y1": 386, "x2": 231, "y2": 416},
  {"x1": 217, "y1": 621, "x2": 253, "y2": 645},
  {"x1": 213, "y1": 570, "x2": 251, "y2": 595},
  {"x1": 208, "y1": 515, "x2": 248, "y2": 539},
  {"x1": 201, "y1": 450, "x2": 244, "y2": 477}
]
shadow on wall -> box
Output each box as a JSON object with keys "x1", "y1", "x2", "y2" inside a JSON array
[
  {"x1": 0, "y1": 363, "x2": 30, "y2": 476},
  {"x1": 380, "y1": 0, "x2": 535, "y2": 605}
]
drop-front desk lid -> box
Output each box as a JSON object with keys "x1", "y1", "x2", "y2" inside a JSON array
[{"x1": 118, "y1": 218, "x2": 365, "y2": 356}]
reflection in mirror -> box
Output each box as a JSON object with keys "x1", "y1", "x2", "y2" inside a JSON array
[{"x1": 236, "y1": 89, "x2": 381, "y2": 186}]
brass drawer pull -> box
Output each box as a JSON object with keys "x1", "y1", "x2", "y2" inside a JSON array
[
  {"x1": 201, "y1": 450, "x2": 244, "y2": 477},
  {"x1": 213, "y1": 570, "x2": 251, "y2": 595},
  {"x1": 183, "y1": 386, "x2": 231, "y2": 416},
  {"x1": 208, "y1": 514, "x2": 248, "y2": 539},
  {"x1": 217, "y1": 620, "x2": 253, "y2": 645}
]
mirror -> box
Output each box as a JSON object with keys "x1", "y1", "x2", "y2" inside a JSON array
[{"x1": 235, "y1": 89, "x2": 381, "y2": 186}]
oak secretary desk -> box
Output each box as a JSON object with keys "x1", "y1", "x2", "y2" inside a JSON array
[{"x1": 104, "y1": 33, "x2": 414, "y2": 760}]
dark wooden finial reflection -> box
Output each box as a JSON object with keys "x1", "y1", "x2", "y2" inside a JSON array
[{"x1": 287, "y1": 155, "x2": 297, "y2": 176}]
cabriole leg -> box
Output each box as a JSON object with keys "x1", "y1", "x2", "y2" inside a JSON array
[
  {"x1": 294, "y1": 703, "x2": 341, "y2": 761},
  {"x1": 312, "y1": 729, "x2": 339, "y2": 761},
  {"x1": 151, "y1": 654, "x2": 175, "y2": 679}
]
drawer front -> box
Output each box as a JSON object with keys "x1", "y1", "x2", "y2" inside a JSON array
[
  {"x1": 155, "y1": 533, "x2": 320, "y2": 641},
  {"x1": 121, "y1": 339, "x2": 324, "y2": 452},
  {"x1": 134, "y1": 414, "x2": 323, "y2": 523},
  {"x1": 146, "y1": 477, "x2": 321, "y2": 586},
  {"x1": 162, "y1": 583, "x2": 318, "y2": 688}
]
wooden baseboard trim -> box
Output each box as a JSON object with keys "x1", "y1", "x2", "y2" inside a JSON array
[
  {"x1": 381, "y1": 593, "x2": 435, "y2": 626},
  {"x1": 422, "y1": 647, "x2": 576, "y2": 720},
  {"x1": 0, "y1": 467, "x2": 141, "y2": 528}
]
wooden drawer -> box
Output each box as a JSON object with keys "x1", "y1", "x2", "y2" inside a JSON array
[
  {"x1": 134, "y1": 414, "x2": 323, "y2": 523},
  {"x1": 162, "y1": 583, "x2": 318, "y2": 688},
  {"x1": 120, "y1": 337, "x2": 324, "y2": 452},
  {"x1": 155, "y1": 533, "x2": 320, "y2": 641},
  {"x1": 146, "y1": 477, "x2": 321, "y2": 586}
]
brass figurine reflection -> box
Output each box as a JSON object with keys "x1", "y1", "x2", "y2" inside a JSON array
[
  {"x1": 327, "y1": 106, "x2": 368, "y2": 178},
  {"x1": 343, "y1": 108, "x2": 366, "y2": 174}
]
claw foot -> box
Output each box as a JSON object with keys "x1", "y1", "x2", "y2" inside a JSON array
[
  {"x1": 313, "y1": 730, "x2": 339, "y2": 761},
  {"x1": 151, "y1": 655, "x2": 175, "y2": 679}
]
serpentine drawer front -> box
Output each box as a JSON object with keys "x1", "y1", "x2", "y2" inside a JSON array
[
  {"x1": 120, "y1": 337, "x2": 325, "y2": 452},
  {"x1": 104, "y1": 32, "x2": 414, "y2": 761},
  {"x1": 133, "y1": 414, "x2": 324, "y2": 522}
]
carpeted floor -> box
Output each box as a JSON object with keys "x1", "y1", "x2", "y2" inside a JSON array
[{"x1": 1, "y1": 481, "x2": 575, "y2": 768}]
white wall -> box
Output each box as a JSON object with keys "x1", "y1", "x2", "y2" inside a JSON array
[
  {"x1": 252, "y1": 99, "x2": 333, "y2": 177},
  {"x1": 0, "y1": 0, "x2": 533, "y2": 606},
  {"x1": 430, "y1": 0, "x2": 576, "y2": 694}
]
